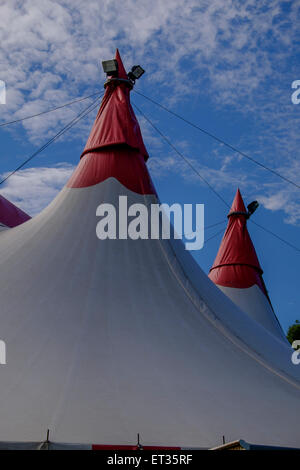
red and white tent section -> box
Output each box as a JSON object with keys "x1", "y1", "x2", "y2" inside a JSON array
[
  {"x1": 0, "y1": 50, "x2": 298, "y2": 450},
  {"x1": 0, "y1": 194, "x2": 31, "y2": 231},
  {"x1": 209, "y1": 189, "x2": 287, "y2": 343}
]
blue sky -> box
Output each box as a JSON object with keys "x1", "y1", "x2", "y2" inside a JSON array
[{"x1": 0, "y1": 0, "x2": 299, "y2": 332}]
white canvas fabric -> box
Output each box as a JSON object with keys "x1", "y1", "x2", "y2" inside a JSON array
[
  {"x1": 0, "y1": 179, "x2": 298, "y2": 448},
  {"x1": 217, "y1": 284, "x2": 288, "y2": 344},
  {"x1": 0, "y1": 223, "x2": 9, "y2": 232}
]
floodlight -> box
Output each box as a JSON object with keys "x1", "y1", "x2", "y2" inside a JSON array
[
  {"x1": 102, "y1": 59, "x2": 118, "y2": 76},
  {"x1": 247, "y1": 200, "x2": 259, "y2": 217},
  {"x1": 128, "y1": 65, "x2": 145, "y2": 81}
]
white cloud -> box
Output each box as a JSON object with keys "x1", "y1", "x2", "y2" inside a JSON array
[
  {"x1": 257, "y1": 187, "x2": 300, "y2": 226},
  {"x1": 0, "y1": 1, "x2": 298, "y2": 135},
  {"x1": 0, "y1": 0, "x2": 299, "y2": 223},
  {"x1": 148, "y1": 150, "x2": 248, "y2": 189},
  {"x1": 259, "y1": 192, "x2": 288, "y2": 212},
  {"x1": 0, "y1": 164, "x2": 75, "y2": 216}
]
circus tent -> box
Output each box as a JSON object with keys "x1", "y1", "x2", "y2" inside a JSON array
[{"x1": 0, "y1": 50, "x2": 298, "y2": 449}]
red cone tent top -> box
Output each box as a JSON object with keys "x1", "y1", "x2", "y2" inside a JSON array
[
  {"x1": 0, "y1": 194, "x2": 31, "y2": 229},
  {"x1": 208, "y1": 188, "x2": 287, "y2": 343},
  {"x1": 67, "y1": 49, "x2": 154, "y2": 195},
  {"x1": 209, "y1": 188, "x2": 266, "y2": 294}
]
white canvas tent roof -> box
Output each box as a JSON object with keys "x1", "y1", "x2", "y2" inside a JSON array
[{"x1": 0, "y1": 50, "x2": 298, "y2": 450}]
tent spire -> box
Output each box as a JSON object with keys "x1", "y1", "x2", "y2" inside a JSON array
[
  {"x1": 227, "y1": 187, "x2": 248, "y2": 217},
  {"x1": 209, "y1": 188, "x2": 263, "y2": 289},
  {"x1": 114, "y1": 48, "x2": 128, "y2": 80},
  {"x1": 209, "y1": 188, "x2": 287, "y2": 342},
  {"x1": 79, "y1": 48, "x2": 148, "y2": 162},
  {"x1": 67, "y1": 49, "x2": 154, "y2": 194}
]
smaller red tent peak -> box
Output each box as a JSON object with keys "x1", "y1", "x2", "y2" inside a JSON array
[
  {"x1": 228, "y1": 188, "x2": 247, "y2": 216},
  {"x1": 115, "y1": 48, "x2": 128, "y2": 79},
  {"x1": 209, "y1": 188, "x2": 266, "y2": 292}
]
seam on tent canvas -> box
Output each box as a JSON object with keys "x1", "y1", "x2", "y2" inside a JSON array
[{"x1": 155, "y1": 234, "x2": 300, "y2": 392}]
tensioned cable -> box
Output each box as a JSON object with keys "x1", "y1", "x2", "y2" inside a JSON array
[
  {"x1": 134, "y1": 90, "x2": 300, "y2": 190},
  {"x1": 205, "y1": 228, "x2": 226, "y2": 243},
  {"x1": 132, "y1": 101, "x2": 230, "y2": 208},
  {"x1": 0, "y1": 93, "x2": 103, "y2": 186},
  {"x1": 0, "y1": 91, "x2": 103, "y2": 128},
  {"x1": 205, "y1": 220, "x2": 227, "y2": 230},
  {"x1": 184, "y1": 220, "x2": 227, "y2": 239},
  {"x1": 133, "y1": 101, "x2": 300, "y2": 253},
  {"x1": 1, "y1": 91, "x2": 298, "y2": 253},
  {"x1": 250, "y1": 220, "x2": 300, "y2": 253}
]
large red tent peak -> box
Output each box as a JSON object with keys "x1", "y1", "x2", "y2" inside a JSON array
[{"x1": 67, "y1": 49, "x2": 154, "y2": 194}]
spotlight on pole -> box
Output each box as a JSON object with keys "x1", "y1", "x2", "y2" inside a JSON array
[
  {"x1": 128, "y1": 65, "x2": 145, "y2": 83},
  {"x1": 247, "y1": 200, "x2": 259, "y2": 217},
  {"x1": 102, "y1": 59, "x2": 118, "y2": 77}
]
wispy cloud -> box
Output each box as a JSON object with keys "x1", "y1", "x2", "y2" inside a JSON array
[
  {"x1": 0, "y1": 0, "x2": 299, "y2": 223},
  {"x1": 1, "y1": 1, "x2": 298, "y2": 136},
  {"x1": 148, "y1": 150, "x2": 249, "y2": 189},
  {"x1": 0, "y1": 164, "x2": 75, "y2": 215},
  {"x1": 257, "y1": 185, "x2": 300, "y2": 226}
]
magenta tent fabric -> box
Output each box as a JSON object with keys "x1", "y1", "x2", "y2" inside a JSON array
[{"x1": 0, "y1": 194, "x2": 30, "y2": 228}]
